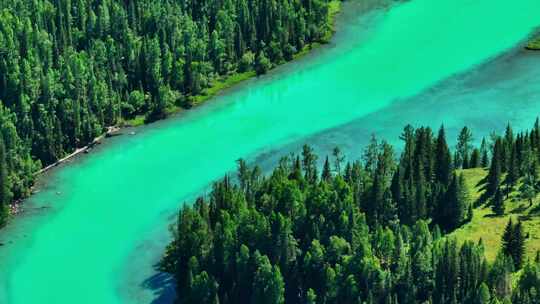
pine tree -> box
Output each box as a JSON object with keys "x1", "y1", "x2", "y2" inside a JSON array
[
  {"x1": 513, "y1": 220, "x2": 526, "y2": 269},
  {"x1": 491, "y1": 187, "x2": 505, "y2": 216},
  {"x1": 435, "y1": 125, "x2": 452, "y2": 186},
  {"x1": 502, "y1": 218, "x2": 526, "y2": 269},
  {"x1": 321, "y1": 156, "x2": 331, "y2": 182},
  {"x1": 469, "y1": 148, "x2": 480, "y2": 168},
  {"x1": 486, "y1": 139, "x2": 503, "y2": 197},
  {"x1": 441, "y1": 173, "x2": 468, "y2": 231},
  {"x1": 476, "y1": 283, "x2": 491, "y2": 304},
  {"x1": 332, "y1": 146, "x2": 345, "y2": 175},
  {"x1": 480, "y1": 138, "x2": 490, "y2": 168},
  {"x1": 456, "y1": 126, "x2": 473, "y2": 169},
  {"x1": 505, "y1": 144, "x2": 518, "y2": 199},
  {"x1": 302, "y1": 145, "x2": 318, "y2": 184},
  {"x1": 520, "y1": 148, "x2": 539, "y2": 207},
  {"x1": 501, "y1": 218, "x2": 514, "y2": 260}
]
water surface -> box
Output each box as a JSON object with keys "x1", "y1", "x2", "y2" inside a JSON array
[{"x1": 1, "y1": 0, "x2": 539, "y2": 303}]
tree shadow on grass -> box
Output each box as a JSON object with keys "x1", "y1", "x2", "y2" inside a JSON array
[{"x1": 142, "y1": 265, "x2": 177, "y2": 304}]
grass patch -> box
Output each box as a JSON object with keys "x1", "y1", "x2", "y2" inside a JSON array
[
  {"x1": 451, "y1": 168, "x2": 540, "y2": 262},
  {"x1": 192, "y1": 71, "x2": 256, "y2": 105},
  {"x1": 526, "y1": 37, "x2": 540, "y2": 50},
  {"x1": 122, "y1": 115, "x2": 146, "y2": 127},
  {"x1": 323, "y1": 1, "x2": 342, "y2": 42}
]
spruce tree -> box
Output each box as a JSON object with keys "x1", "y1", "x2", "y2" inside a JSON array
[
  {"x1": 520, "y1": 148, "x2": 539, "y2": 207},
  {"x1": 302, "y1": 145, "x2": 318, "y2": 184},
  {"x1": 505, "y1": 144, "x2": 518, "y2": 199},
  {"x1": 469, "y1": 148, "x2": 481, "y2": 168},
  {"x1": 456, "y1": 126, "x2": 473, "y2": 169},
  {"x1": 502, "y1": 218, "x2": 526, "y2": 269},
  {"x1": 513, "y1": 220, "x2": 526, "y2": 269},
  {"x1": 321, "y1": 156, "x2": 331, "y2": 182},
  {"x1": 491, "y1": 187, "x2": 505, "y2": 216},
  {"x1": 480, "y1": 138, "x2": 490, "y2": 168},
  {"x1": 501, "y1": 218, "x2": 514, "y2": 263},
  {"x1": 486, "y1": 139, "x2": 503, "y2": 197},
  {"x1": 435, "y1": 125, "x2": 452, "y2": 186},
  {"x1": 332, "y1": 146, "x2": 345, "y2": 175}
]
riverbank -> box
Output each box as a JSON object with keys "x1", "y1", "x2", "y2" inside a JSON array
[
  {"x1": 122, "y1": 0, "x2": 342, "y2": 128},
  {"x1": 4, "y1": 0, "x2": 342, "y2": 219}
]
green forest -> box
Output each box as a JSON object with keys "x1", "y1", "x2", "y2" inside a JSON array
[
  {"x1": 0, "y1": 0, "x2": 337, "y2": 227},
  {"x1": 161, "y1": 120, "x2": 540, "y2": 304}
]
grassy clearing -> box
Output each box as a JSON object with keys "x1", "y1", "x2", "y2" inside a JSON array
[{"x1": 451, "y1": 168, "x2": 540, "y2": 262}]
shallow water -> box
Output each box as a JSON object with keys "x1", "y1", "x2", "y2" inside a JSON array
[{"x1": 1, "y1": 0, "x2": 539, "y2": 303}]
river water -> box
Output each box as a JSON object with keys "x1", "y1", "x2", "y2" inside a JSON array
[{"x1": 1, "y1": 0, "x2": 539, "y2": 303}]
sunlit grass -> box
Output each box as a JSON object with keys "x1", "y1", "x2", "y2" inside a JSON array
[
  {"x1": 451, "y1": 168, "x2": 540, "y2": 262},
  {"x1": 526, "y1": 37, "x2": 540, "y2": 50},
  {"x1": 192, "y1": 71, "x2": 256, "y2": 105}
]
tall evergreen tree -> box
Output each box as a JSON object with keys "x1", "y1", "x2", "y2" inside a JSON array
[
  {"x1": 491, "y1": 187, "x2": 505, "y2": 216},
  {"x1": 435, "y1": 125, "x2": 452, "y2": 186},
  {"x1": 486, "y1": 138, "x2": 503, "y2": 197},
  {"x1": 455, "y1": 126, "x2": 473, "y2": 169},
  {"x1": 502, "y1": 218, "x2": 526, "y2": 269},
  {"x1": 480, "y1": 138, "x2": 490, "y2": 168}
]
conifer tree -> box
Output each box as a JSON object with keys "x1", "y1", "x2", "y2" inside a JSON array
[
  {"x1": 502, "y1": 218, "x2": 526, "y2": 269},
  {"x1": 480, "y1": 138, "x2": 490, "y2": 168},
  {"x1": 469, "y1": 148, "x2": 481, "y2": 168},
  {"x1": 520, "y1": 148, "x2": 539, "y2": 207},
  {"x1": 435, "y1": 125, "x2": 452, "y2": 186},
  {"x1": 486, "y1": 139, "x2": 503, "y2": 197},
  {"x1": 456, "y1": 126, "x2": 473, "y2": 169},
  {"x1": 302, "y1": 145, "x2": 318, "y2": 184},
  {"x1": 321, "y1": 156, "x2": 331, "y2": 182},
  {"x1": 492, "y1": 187, "x2": 505, "y2": 216},
  {"x1": 505, "y1": 144, "x2": 518, "y2": 199},
  {"x1": 513, "y1": 220, "x2": 526, "y2": 269},
  {"x1": 332, "y1": 146, "x2": 345, "y2": 175}
]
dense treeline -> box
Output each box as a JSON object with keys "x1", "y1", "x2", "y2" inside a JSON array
[
  {"x1": 0, "y1": 0, "x2": 337, "y2": 226},
  {"x1": 162, "y1": 120, "x2": 540, "y2": 303}
]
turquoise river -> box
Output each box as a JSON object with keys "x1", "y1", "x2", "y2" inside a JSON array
[{"x1": 1, "y1": 0, "x2": 540, "y2": 303}]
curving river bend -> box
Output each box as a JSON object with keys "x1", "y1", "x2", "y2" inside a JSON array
[{"x1": 1, "y1": 0, "x2": 540, "y2": 303}]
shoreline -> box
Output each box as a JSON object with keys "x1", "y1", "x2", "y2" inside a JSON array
[
  {"x1": 7, "y1": 1, "x2": 343, "y2": 218},
  {"x1": 30, "y1": 0, "x2": 343, "y2": 172},
  {"x1": 121, "y1": 0, "x2": 342, "y2": 128}
]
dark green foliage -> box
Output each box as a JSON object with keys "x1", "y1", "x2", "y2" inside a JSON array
[
  {"x1": 163, "y1": 152, "x2": 490, "y2": 304},
  {"x1": 455, "y1": 126, "x2": 473, "y2": 169},
  {"x1": 480, "y1": 138, "x2": 490, "y2": 168},
  {"x1": 502, "y1": 218, "x2": 526, "y2": 269},
  {"x1": 492, "y1": 187, "x2": 505, "y2": 216},
  {"x1": 0, "y1": 0, "x2": 336, "y2": 220},
  {"x1": 440, "y1": 173, "x2": 470, "y2": 231},
  {"x1": 435, "y1": 125, "x2": 452, "y2": 186},
  {"x1": 487, "y1": 138, "x2": 503, "y2": 197},
  {"x1": 161, "y1": 120, "x2": 540, "y2": 303},
  {"x1": 255, "y1": 51, "x2": 272, "y2": 75},
  {"x1": 162, "y1": 120, "x2": 540, "y2": 303},
  {"x1": 470, "y1": 148, "x2": 481, "y2": 168}
]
